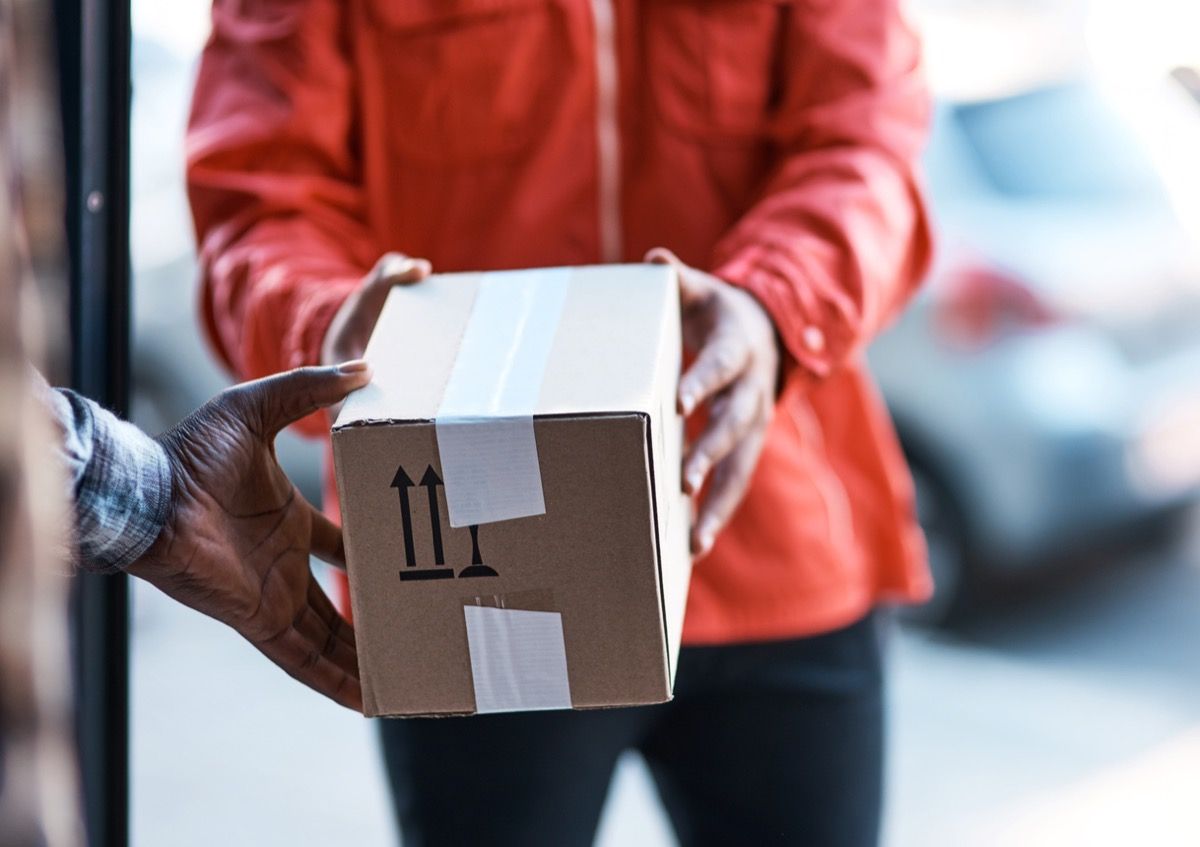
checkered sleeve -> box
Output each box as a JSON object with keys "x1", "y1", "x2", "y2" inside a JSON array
[{"x1": 42, "y1": 383, "x2": 173, "y2": 572}]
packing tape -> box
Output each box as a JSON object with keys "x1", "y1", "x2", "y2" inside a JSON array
[
  {"x1": 463, "y1": 604, "x2": 573, "y2": 714},
  {"x1": 435, "y1": 267, "x2": 572, "y2": 527}
]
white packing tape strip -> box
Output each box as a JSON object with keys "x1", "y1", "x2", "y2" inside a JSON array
[
  {"x1": 463, "y1": 606, "x2": 573, "y2": 713},
  {"x1": 435, "y1": 268, "x2": 572, "y2": 527}
]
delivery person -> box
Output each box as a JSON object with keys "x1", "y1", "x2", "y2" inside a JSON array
[{"x1": 187, "y1": 1, "x2": 934, "y2": 844}]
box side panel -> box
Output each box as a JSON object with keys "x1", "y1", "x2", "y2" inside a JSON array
[
  {"x1": 540, "y1": 414, "x2": 671, "y2": 707},
  {"x1": 334, "y1": 414, "x2": 670, "y2": 717},
  {"x1": 644, "y1": 267, "x2": 690, "y2": 679},
  {"x1": 661, "y1": 489, "x2": 692, "y2": 683},
  {"x1": 332, "y1": 429, "x2": 381, "y2": 716}
]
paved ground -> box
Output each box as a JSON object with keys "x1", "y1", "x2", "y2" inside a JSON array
[
  {"x1": 131, "y1": 511, "x2": 1200, "y2": 846},
  {"x1": 885, "y1": 511, "x2": 1200, "y2": 846}
]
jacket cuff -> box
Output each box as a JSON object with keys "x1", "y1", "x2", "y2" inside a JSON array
[
  {"x1": 287, "y1": 277, "x2": 361, "y2": 371},
  {"x1": 54, "y1": 389, "x2": 173, "y2": 572},
  {"x1": 283, "y1": 277, "x2": 361, "y2": 438},
  {"x1": 712, "y1": 244, "x2": 850, "y2": 386}
]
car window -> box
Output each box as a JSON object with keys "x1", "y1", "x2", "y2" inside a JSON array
[{"x1": 953, "y1": 82, "x2": 1163, "y2": 201}]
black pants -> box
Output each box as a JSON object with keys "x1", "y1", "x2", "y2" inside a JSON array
[{"x1": 379, "y1": 613, "x2": 885, "y2": 847}]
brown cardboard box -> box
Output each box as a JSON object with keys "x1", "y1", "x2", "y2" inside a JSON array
[{"x1": 332, "y1": 264, "x2": 691, "y2": 717}]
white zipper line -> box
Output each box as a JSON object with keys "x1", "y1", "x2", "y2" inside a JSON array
[{"x1": 590, "y1": 0, "x2": 623, "y2": 264}]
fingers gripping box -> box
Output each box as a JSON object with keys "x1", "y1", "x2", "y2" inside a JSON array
[{"x1": 331, "y1": 264, "x2": 691, "y2": 717}]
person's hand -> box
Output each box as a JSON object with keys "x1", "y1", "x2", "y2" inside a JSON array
[
  {"x1": 648, "y1": 248, "x2": 781, "y2": 558},
  {"x1": 128, "y1": 363, "x2": 373, "y2": 711},
  {"x1": 321, "y1": 252, "x2": 432, "y2": 366}
]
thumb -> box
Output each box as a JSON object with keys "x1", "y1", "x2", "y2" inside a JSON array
[
  {"x1": 240, "y1": 361, "x2": 373, "y2": 438},
  {"x1": 646, "y1": 247, "x2": 709, "y2": 308}
]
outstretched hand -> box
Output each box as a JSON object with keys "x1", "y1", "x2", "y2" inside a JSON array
[
  {"x1": 129, "y1": 363, "x2": 372, "y2": 711},
  {"x1": 648, "y1": 248, "x2": 781, "y2": 558}
]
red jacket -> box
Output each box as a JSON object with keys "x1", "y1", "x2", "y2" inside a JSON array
[{"x1": 188, "y1": 0, "x2": 934, "y2": 644}]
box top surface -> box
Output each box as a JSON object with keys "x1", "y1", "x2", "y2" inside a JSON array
[{"x1": 334, "y1": 264, "x2": 678, "y2": 428}]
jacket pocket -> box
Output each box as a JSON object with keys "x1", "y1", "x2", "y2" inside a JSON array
[
  {"x1": 783, "y1": 388, "x2": 857, "y2": 566},
  {"x1": 365, "y1": 0, "x2": 569, "y2": 165},
  {"x1": 644, "y1": 0, "x2": 792, "y2": 143}
]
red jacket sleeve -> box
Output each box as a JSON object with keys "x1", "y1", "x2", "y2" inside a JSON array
[
  {"x1": 187, "y1": 0, "x2": 378, "y2": 436},
  {"x1": 711, "y1": 0, "x2": 934, "y2": 384}
]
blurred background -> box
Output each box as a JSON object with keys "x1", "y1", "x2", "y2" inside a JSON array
[{"x1": 127, "y1": 0, "x2": 1200, "y2": 844}]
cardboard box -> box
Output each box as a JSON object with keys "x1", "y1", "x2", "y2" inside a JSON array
[{"x1": 332, "y1": 264, "x2": 691, "y2": 717}]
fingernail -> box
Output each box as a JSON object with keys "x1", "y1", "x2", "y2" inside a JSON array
[
  {"x1": 394, "y1": 258, "x2": 432, "y2": 286},
  {"x1": 337, "y1": 359, "x2": 370, "y2": 374},
  {"x1": 686, "y1": 470, "x2": 703, "y2": 494},
  {"x1": 385, "y1": 256, "x2": 415, "y2": 277},
  {"x1": 698, "y1": 528, "x2": 714, "y2": 555},
  {"x1": 646, "y1": 247, "x2": 678, "y2": 266},
  {"x1": 679, "y1": 393, "x2": 695, "y2": 415}
]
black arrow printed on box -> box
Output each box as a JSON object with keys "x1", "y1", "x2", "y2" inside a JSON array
[
  {"x1": 390, "y1": 464, "x2": 417, "y2": 568},
  {"x1": 421, "y1": 465, "x2": 445, "y2": 565}
]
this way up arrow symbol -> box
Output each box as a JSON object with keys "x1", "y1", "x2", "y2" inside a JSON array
[
  {"x1": 390, "y1": 465, "x2": 417, "y2": 568},
  {"x1": 420, "y1": 466, "x2": 445, "y2": 566}
]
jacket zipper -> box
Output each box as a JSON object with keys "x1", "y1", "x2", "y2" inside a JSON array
[{"x1": 590, "y1": 0, "x2": 623, "y2": 263}]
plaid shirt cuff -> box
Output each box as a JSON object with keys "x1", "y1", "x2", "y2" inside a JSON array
[{"x1": 50, "y1": 388, "x2": 173, "y2": 572}]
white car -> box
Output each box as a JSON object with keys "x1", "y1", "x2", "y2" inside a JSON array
[{"x1": 871, "y1": 79, "x2": 1200, "y2": 625}]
